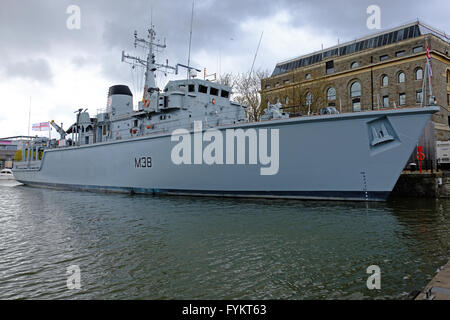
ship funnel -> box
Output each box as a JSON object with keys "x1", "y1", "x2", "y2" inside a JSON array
[{"x1": 107, "y1": 85, "x2": 133, "y2": 115}]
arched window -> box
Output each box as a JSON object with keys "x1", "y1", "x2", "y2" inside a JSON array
[
  {"x1": 305, "y1": 92, "x2": 313, "y2": 106},
  {"x1": 415, "y1": 68, "x2": 423, "y2": 80},
  {"x1": 285, "y1": 96, "x2": 289, "y2": 105},
  {"x1": 398, "y1": 71, "x2": 406, "y2": 83},
  {"x1": 350, "y1": 81, "x2": 361, "y2": 98},
  {"x1": 381, "y1": 75, "x2": 389, "y2": 87},
  {"x1": 446, "y1": 70, "x2": 450, "y2": 83},
  {"x1": 350, "y1": 81, "x2": 362, "y2": 112},
  {"x1": 305, "y1": 73, "x2": 312, "y2": 80},
  {"x1": 327, "y1": 87, "x2": 336, "y2": 101},
  {"x1": 350, "y1": 61, "x2": 359, "y2": 69}
]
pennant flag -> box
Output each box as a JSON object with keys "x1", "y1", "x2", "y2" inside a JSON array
[{"x1": 32, "y1": 122, "x2": 50, "y2": 131}]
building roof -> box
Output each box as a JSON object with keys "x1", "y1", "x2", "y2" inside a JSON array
[{"x1": 271, "y1": 21, "x2": 450, "y2": 77}]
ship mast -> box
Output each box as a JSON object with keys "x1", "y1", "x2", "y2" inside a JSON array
[
  {"x1": 122, "y1": 26, "x2": 201, "y2": 103},
  {"x1": 122, "y1": 26, "x2": 167, "y2": 101}
]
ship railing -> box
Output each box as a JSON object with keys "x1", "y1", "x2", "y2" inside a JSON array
[{"x1": 96, "y1": 108, "x2": 107, "y2": 115}]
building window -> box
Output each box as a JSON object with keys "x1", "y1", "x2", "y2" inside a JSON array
[
  {"x1": 305, "y1": 73, "x2": 312, "y2": 80},
  {"x1": 399, "y1": 93, "x2": 406, "y2": 106},
  {"x1": 275, "y1": 82, "x2": 280, "y2": 88},
  {"x1": 326, "y1": 61, "x2": 335, "y2": 74},
  {"x1": 447, "y1": 70, "x2": 450, "y2": 83},
  {"x1": 395, "y1": 50, "x2": 406, "y2": 57},
  {"x1": 413, "y1": 46, "x2": 423, "y2": 53},
  {"x1": 283, "y1": 79, "x2": 290, "y2": 84},
  {"x1": 416, "y1": 90, "x2": 423, "y2": 104},
  {"x1": 381, "y1": 75, "x2": 389, "y2": 87},
  {"x1": 305, "y1": 92, "x2": 313, "y2": 105},
  {"x1": 350, "y1": 61, "x2": 359, "y2": 69},
  {"x1": 383, "y1": 96, "x2": 389, "y2": 108},
  {"x1": 350, "y1": 81, "x2": 361, "y2": 112},
  {"x1": 352, "y1": 98, "x2": 361, "y2": 112},
  {"x1": 350, "y1": 81, "x2": 362, "y2": 98},
  {"x1": 398, "y1": 72, "x2": 406, "y2": 83},
  {"x1": 265, "y1": 84, "x2": 271, "y2": 89},
  {"x1": 380, "y1": 55, "x2": 389, "y2": 61},
  {"x1": 327, "y1": 87, "x2": 336, "y2": 101},
  {"x1": 415, "y1": 68, "x2": 423, "y2": 80},
  {"x1": 285, "y1": 96, "x2": 289, "y2": 105}
]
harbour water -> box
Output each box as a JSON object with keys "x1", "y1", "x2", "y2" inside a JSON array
[{"x1": 0, "y1": 181, "x2": 449, "y2": 300}]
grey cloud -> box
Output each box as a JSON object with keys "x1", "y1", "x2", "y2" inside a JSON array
[
  {"x1": 5, "y1": 58, "x2": 53, "y2": 83},
  {"x1": 279, "y1": 0, "x2": 450, "y2": 42},
  {"x1": 0, "y1": 0, "x2": 449, "y2": 83}
]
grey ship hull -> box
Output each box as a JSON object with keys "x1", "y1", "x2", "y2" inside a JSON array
[{"x1": 14, "y1": 107, "x2": 438, "y2": 201}]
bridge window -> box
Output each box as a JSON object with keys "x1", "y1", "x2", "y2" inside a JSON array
[
  {"x1": 198, "y1": 85, "x2": 208, "y2": 94},
  {"x1": 188, "y1": 84, "x2": 195, "y2": 92},
  {"x1": 221, "y1": 90, "x2": 229, "y2": 98},
  {"x1": 210, "y1": 87, "x2": 219, "y2": 96}
]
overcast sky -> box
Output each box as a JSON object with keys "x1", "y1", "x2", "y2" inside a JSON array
[{"x1": 0, "y1": 0, "x2": 449, "y2": 138}]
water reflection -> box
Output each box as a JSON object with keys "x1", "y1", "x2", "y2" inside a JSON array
[{"x1": 0, "y1": 182, "x2": 449, "y2": 300}]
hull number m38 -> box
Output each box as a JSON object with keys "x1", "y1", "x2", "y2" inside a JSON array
[{"x1": 135, "y1": 157, "x2": 152, "y2": 168}]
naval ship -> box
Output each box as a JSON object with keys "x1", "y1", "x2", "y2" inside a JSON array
[{"x1": 13, "y1": 26, "x2": 439, "y2": 201}]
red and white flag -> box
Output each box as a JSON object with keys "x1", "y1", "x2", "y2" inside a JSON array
[
  {"x1": 426, "y1": 44, "x2": 433, "y2": 85},
  {"x1": 32, "y1": 122, "x2": 50, "y2": 131}
]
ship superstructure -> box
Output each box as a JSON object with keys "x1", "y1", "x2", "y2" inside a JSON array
[{"x1": 56, "y1": 26, "x2": 247, "y2": 147}]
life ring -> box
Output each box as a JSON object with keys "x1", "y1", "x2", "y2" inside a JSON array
[
  {"x1": 212, "y1": 98, "x2": 216, "y2": 105},
  {"x1": 416, "y1": 152, "x2": 426, "y2": 161},
  {"x1": 144, "y1": 99, "x2": 150, "y2": 107}
]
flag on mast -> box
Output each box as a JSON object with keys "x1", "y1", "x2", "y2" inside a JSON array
[
  {"x1": 426, "y1": 43, "x2": 433, "y2": 85},
  {"x1": 32, "y1": 122, "x2": 50, "y2": 131}
]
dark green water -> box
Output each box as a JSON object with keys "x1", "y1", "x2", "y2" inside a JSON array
[{"x1": 0, "y1": 181, "x2": 449, "y2": 299}]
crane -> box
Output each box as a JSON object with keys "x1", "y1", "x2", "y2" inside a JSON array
[{"x1": 50, "y1": 120, "x2": 67, "y2": 140}]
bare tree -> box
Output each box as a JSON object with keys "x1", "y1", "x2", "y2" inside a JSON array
[
  {"x1": 217, "y1": 73, "x2": 234, "y2": 88},
  {"x1": 232, "y1": 69, "x2": 269, "y2": 122}
]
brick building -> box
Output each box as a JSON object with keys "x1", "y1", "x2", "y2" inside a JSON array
[{"x1": 261, "y1": 21, "x2": 450, "y2": 143}]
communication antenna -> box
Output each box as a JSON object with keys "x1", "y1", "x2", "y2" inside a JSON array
[
  {"x1": 250, "y1": 31, "x2": 264, "y2": 76},
  {"x1": 187, "y1": 0, "x2": 195, "y2": 80},
  {"x1": 27, "y1": 96, "x2": 31, "y2": 137}
]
